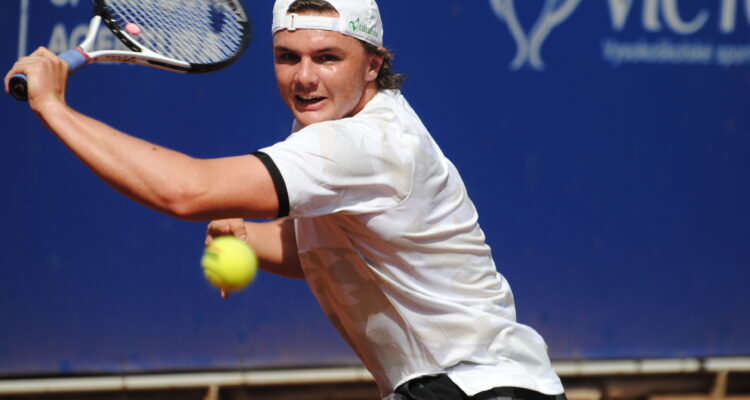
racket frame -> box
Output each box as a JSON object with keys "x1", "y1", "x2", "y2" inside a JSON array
[
  {"x1": 89, "y1": 0, "x2": 250, "y2": 73},
  {"x1": 79, "y1": 14, "x2": 191, "y2": 72},
  {"x1": 9, "y1": 0, "x2": 250, "y2": 101}
]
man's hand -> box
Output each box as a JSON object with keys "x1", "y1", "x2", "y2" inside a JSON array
[
  {"x1": 205, "y1": 218, "x2": 248, "y2": 246},
  {"x1": 205, "y1": 218, "x2": 303, "y2": 279},
  {"x1": 4, "y1": 47, "x2": 69, "y2": 112}
]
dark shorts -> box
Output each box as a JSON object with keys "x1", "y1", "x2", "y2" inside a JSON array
[{"x1": 388, "y1": 374, "x2": 567, "y2": 400}]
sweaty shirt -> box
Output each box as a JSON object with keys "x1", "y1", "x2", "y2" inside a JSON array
[{"x1": 258, "y1": 89, "x2": 564, "y2": 398}]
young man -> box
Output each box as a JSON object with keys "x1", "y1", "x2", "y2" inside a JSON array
[{"x1": 5, "y1": 0, "x2": 566, "y2": 399}]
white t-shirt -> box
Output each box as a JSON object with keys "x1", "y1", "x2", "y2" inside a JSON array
[{"x1": 258, "y1": 90, "x2": 564, "y2": 398}]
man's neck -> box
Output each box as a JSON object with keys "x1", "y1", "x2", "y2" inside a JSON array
[{"x1": 348, "y1": 81, "x2": 381, "y2": 118}]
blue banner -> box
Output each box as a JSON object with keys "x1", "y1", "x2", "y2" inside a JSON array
[{"x1": 0, "y1": 0, "x2": 748, "y2": 376}]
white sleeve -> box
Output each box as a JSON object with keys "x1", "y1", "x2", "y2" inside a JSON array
[{"x1": 258, "y1": 119, "x2": 413, "y2": 218}]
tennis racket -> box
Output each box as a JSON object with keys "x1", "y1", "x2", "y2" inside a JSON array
[{"x1": 9, "y1": 0, "x2": 250, "y2": 102}]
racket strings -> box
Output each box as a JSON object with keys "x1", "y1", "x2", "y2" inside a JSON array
[{"x1": 104, "y1": 0, "x2": 247, "y2": 65}]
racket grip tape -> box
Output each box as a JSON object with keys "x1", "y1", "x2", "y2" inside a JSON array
[{"x1": 9, "y1": 48, "x2": 89, "y2": 102}]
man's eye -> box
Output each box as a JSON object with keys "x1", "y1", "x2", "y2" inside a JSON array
[
  {"x1": 318, "y1": 54, "x2": 340, "y2": 62},
  {"x1": 277, "y1": 53, "x2": 299, "y2": 63}
]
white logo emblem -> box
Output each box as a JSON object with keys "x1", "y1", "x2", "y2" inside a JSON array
[{"x1": 490, "y1": 0, "x2": 582, "y2": 70}]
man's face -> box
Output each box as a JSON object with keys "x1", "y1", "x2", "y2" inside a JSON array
[{"x1": 273, "y1": 11, "x2": 380, "y2": 127}]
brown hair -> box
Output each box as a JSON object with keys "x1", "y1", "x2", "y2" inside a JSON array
[{"x1": 286, "y1": 0, "x2": 405, "y2": 89}]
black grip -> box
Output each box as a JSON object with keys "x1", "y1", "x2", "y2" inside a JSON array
[{"x1": 9, "y1": 73, "x2": 28, "y2": 102}]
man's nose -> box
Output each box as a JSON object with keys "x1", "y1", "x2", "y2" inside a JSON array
[{"x1": 294, "y1": 58, "x2": 318, "y2": 89}]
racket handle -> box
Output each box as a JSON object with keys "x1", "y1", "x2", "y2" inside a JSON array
[
  {"x1": 10, "y1": 48, "x2": 88, "y2": 102},
  {"x1": 9, "y1": 74, "x2": 29, "y2": 102}
]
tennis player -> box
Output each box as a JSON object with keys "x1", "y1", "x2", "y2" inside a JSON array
[{"x1": 5, "y1": 0, "x2": 566, "y2": 399}]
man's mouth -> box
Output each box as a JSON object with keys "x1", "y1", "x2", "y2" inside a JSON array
[{"x1": 295, "y1": 95, "x2": 326, "y2": 105}]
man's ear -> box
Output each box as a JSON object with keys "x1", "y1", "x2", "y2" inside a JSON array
[{"x1": 366, "y1": 50, "x2": 385, "y2": 82}]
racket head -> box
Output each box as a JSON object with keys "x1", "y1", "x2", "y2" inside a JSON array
[{"x1": 94, "y1": 0, "x2": 251, "y2": 73}]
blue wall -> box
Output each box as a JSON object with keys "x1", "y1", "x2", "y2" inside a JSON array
[{"x1": 1, "y1": 0, "x2": 748, "y2": 376}]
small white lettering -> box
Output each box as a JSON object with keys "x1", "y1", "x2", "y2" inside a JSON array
[
  {"x1": 602, "y1": 38, "x2": 750, "y2": 67},
  {"x1": 715, "y1": 44, "x2": 750, "y2": 66},
  {"x1": 602, "y1": 38, "x2": 714, "y2": 66}
]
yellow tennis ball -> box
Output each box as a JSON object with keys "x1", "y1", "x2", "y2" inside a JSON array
[{"x1": 201, "y1": 236, "x2": 258, "y2": 295}]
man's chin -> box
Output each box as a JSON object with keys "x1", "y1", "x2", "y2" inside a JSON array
[{"x1": 293, "y1": 111, "x2": 333, "y2": 127}]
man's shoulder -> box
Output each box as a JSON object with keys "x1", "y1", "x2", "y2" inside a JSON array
[
  {"x1": 362, "y1": 89, "x2": 406, "y2": 115},
  {"x1": 354, "y1": 89, "x2": 422, "y2": 130}
]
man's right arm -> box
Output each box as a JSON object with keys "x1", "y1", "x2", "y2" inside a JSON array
[{"x1": 4, "y1": 47, "x2": 280, "y2": 221}]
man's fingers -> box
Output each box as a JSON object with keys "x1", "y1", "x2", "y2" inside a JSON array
[
  {"x1": 205, "y1": 219, "x2": 247, "y2": 246},
  {"x1": 4, "y1": 57, "x2": 30, "y2": 94},
  {"x1": 29, "y1": 46, "x2": 58, "y2": 59},
  {"x1": 208, "y1": 219, "x2": 231, "y2": 234},
  {"x1": 4, "y1": 47, "x2": 69, "y2": 102},
  {"x1": 205, "y1": 220, "x2": 230, "y2": 246},
  {"x1": 227, "y1": 219, "x2": 248, "y2": 241}
]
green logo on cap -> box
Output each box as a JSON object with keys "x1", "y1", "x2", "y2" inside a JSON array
[{"x1": 349, "y1": 17, "x2": 379, "y2": 38}]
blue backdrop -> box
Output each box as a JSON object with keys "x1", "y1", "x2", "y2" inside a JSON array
[{"x1": 0, "y1": 0, "x2": 748, "y2": 376}]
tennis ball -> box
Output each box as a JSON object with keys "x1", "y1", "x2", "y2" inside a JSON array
[{"x1": 201, "y1": 236, "x2": 258, "y2": 296}]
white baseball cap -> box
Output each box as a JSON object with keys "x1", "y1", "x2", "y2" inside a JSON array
[{"x1": 272, "y1": 0, "x2": 383, "y2": 46}]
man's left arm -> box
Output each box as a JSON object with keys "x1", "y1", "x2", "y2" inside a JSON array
[{"x1": 206, "y1": 218, "x2": 303, "y2": 279}]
